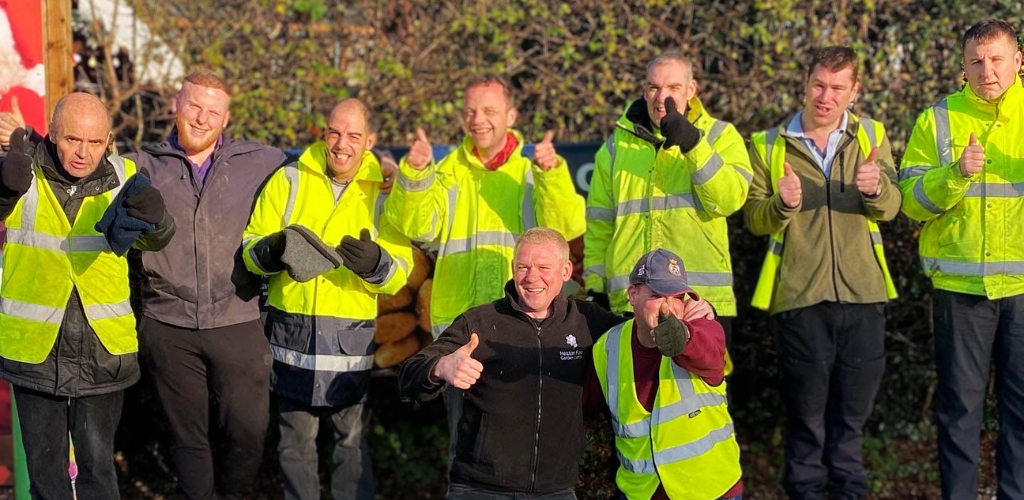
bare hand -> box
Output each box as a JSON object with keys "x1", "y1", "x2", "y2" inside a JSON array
[
  {"x1": 0, "y1": 96, "x2": 26, "y2": 149},
  {"x1": 534, "y1": 130, "x2": 558, "y2": 171},
  {"x1": 960, "y1": 133, "x2": 984, "y2": 178},
  {"x1": 680, "y1": 296, "x2": 715, "y2": 321},
  {"x1": 407, "y1": 127, "x2": 433, "y2": 171},
  {"x1": 856, "y1": 147, "x2": 882, "y2": 196},
  {"x1": 777, "y1": 161, "x2": 802, "y2": 208},
  {"x1": 432, "y1": 333, "x2": 484, "y2": 390}
]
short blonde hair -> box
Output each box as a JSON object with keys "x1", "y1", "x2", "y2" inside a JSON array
[
  {"x1": 514, "y1": 227, "x2": 569, "y2": 262},
  {"x1": 183, "y1": 68, "x2": 231, "y2": 96}
]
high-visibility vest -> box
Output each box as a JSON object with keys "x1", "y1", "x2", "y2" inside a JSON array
[
  {"x1": 899, "y1": 76, "x2": 1024, "y2": 299},
  {"x1": 749, "y1": 116, "x2": 897, "y2": 311},
  {"x1": 593, "y1": 319, "x2": 741, "y2": 500},
  {"x1": 0, "y1": 155, "x2": 138, "y2": 363}
]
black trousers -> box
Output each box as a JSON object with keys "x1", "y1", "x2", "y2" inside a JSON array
[
  {"x1": 774, "y1": 302, "x2": 886, "y2": 500},
  {"x1": 12, "y1": 385, "x2": 123, "y2": 500},
  {"x1": 934, "y1": 290, "x2": 1024, "y2": 500},
  {"x1": 139, "y1": 317, "x2": 272, "y2": 500}
]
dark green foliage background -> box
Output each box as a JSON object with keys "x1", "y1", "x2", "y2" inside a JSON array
[{"x1": 114, "y1": 1, "x2": 1021, "y2": 497}]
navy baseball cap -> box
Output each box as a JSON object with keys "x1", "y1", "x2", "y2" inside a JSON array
[{"x1": 629, "y1": 248, "x2": 696, "y2": 297}]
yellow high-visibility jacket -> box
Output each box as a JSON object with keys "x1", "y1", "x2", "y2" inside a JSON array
[{"x1": 385, "y1": 130, "x2": 585, "y2": 336}]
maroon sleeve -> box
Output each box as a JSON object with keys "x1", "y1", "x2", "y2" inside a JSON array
[
  {"x1": 671, "y1": 318, "x2": 727, "y2": 386},
  {"x1": 582, "y1": 355, "x2": 608, "y2": 415}
]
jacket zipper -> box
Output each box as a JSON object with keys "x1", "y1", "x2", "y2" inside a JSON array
[
  {"x1": 825, "y1": 135, "x2": 857, "y2": 300},
  {"x1": 528, "y1": 322, "x2": 543, "y2": 492}
]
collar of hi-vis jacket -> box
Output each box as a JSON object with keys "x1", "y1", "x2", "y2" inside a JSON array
[
  {"x1": 455, "y1": 129, "x2": 527, "y2": 171},
  {"x1": 298, "y1": 141, "x2": 383, "y2": 185},
  {"x1": 616, "y1": 96, "x2": 707, "y2": 146},
  {"x1": 962, "y1": 73, "x2": 1024, "y2": 122}
]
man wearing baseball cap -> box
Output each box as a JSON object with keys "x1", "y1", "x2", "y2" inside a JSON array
[{"x1": 589, "y1": 249, "x2": 743, "y2": 500}]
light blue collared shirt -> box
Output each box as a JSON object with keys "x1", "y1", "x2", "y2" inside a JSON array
[{"x1": 786, "y1": 111, "x2": 848, "y2": 177}]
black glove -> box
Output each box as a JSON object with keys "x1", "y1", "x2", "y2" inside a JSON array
[
  {"x1": 660, "y1": 97, "x2": 701, "y2": 153},
  {"x1": 251, "y1": 230, "x2": 289, "y2": 273},
  {"x1": 124, "y1": 186, "x2": 166, "y2": 225},
  {"x1": 651, "y1": 307, "x2": 690, "y2": 357},
  {"x1": 1, "y1": 127, "x2": 35, "y2": 195},
  {"x1": 338, "y1": 228, "x2": 382, "y2": 275},
  {"x1": 587, "y1": 290, "x2": 611, "y2": 311}
]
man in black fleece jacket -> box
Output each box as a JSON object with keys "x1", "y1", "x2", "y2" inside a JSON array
[{"x1": 400, "y1": 228, "x2": 710, "y2": 499}]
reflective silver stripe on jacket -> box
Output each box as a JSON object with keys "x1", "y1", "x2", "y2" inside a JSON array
[
  {"x1": 913, "y1": 177, "x2": 944, "y2": 215},
  {"x1": 85, "y1": 300, "x2": 133, "y2": 320},
  {"x1": 608, "y1": 271, "x2": 732, "y2": 292},
  {"x1": 271, "y1": 344, "x2": 374, "y2": 372},
  {"x1": 965, "y1": 182, "x2": 1024, "y2": 198},
  {"x1": 0, "y1": 298, "x2": 64, "y2": 324},
  {"x1": 898, "y1": 166, "x2": 929, "y2": 182},
  {"x1": 522, "y1": 168, "x2": 536, "y2": 230},
  {"x1": 282, "y1": 163, "x2": 301, "y2": 226},
  {"x1": 441, "y1": 231, "x2": 517, "y2": 257},
  {"x1": 921, "y1": 258, "x2": 1024, "y2": 276},
  {"x1": 933, "y1": 99, "x2": 953, "y2": 166}
]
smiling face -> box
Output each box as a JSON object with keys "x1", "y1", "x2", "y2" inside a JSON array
[
  {"x1": 513, "y1": 241, "x2": 572, "y2": 319},
  {"x1": 964, "y1": 34, "x2": 1023, "y2": 102},
  {"x1": 174, "y1": 81, "x2": 231, "y2": 155},
  {"x1": 48, "y1": 94, "x2": 111, "y2": 178},
  {"x1": 645, "y1": 59, "x2": 697, "y2": 128},
  {"x1": 324, "y1": 101, "x2": 375, "y2": 182},
  {"x1": 802, "y1": 64, "x2": 859, "y2": 130},
  {"x1": 462, "y1": 82, "x2": 517, "y2": 156}
]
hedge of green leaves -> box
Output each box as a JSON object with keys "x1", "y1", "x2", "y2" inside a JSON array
[{"x1": 115, "y1": 0, "x2": 1024, "y2": 497}]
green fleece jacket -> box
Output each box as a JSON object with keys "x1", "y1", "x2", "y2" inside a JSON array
[{"x1": 743, "y1": 114, "x2": 902, "y2": 314}]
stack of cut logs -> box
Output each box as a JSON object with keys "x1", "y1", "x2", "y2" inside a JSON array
[{"x1": 374, "y1": 246, "x2": 434, "y2": 368}]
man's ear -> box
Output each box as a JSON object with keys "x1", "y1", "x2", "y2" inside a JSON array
[
  {"x1": 506, "y1": 107, "x2": 518, "y2": 128},
  {"x1": 561, "y1": 259, "x2": 573, "y2": 282},
  {"x1": 223, "y1": 110, "x2": 231, "y2": 128},
  {"x1": 366, "y1": 131, "x2": 378, "y2": 150}
]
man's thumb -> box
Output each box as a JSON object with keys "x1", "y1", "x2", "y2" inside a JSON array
[
  {"x1": 463, "y1": 333, "x2": 480, "y2": 353},
  {"x1": 541, "y1": 130, "x2": 555, "y2": 144},
  {"x1": 415, "y1": 127, "x2": 429, "y2": 143},
  {"x1": 784, "y1": 161, "x2": 795, "y2": 177},
  {"x1": 664, "y1": 97, "x2": 677, "y2": 115},
  {"x1": 969, "y1": 133, "x2": 978, "y2": 146},
  {"x1": 9, "y1": 96, "x2": 22, "y2": 120},
  {"x1": 865, "y1": 147, "x2": 879, "y2": 163},
  {"x1": 359, "y1": 228, "x2": 372, "y2": 242},
  {"x1": 658, "y1": 303, "x2": 672, "y2": 324}
]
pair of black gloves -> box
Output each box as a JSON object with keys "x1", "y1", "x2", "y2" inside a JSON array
[
  {"x1": 262, "y1": 227, "x2": 383, "y2": 276},
  {"x1": 2, "y1": 127, "x2": 165, "y2": 226}
]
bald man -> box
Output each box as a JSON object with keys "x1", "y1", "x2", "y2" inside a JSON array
[
  {"x1": 242, "y1": 98, "x2": 412, "y2": 500},
  {"x1": 0, "y1": 93, "x2": 174, "y2": 499}
]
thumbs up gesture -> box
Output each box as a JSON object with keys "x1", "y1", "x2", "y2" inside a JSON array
[
  {"x1": 0, "y1": 96, "x2": 27, "y2": 150},
  {"x1": 777, "y1": 161, "x2": 803, "y2": 208},
  {"x1": 534, "y1": 130, "x2": 558, "y2": 171},
  {"x1": 432, "y1": 332, "x2": 484, "y2": 390},
  {"x1": 651, "y1": 303, "x2": 691, "y2": 358},
  {"x1": 959, "y1": 133, "x2": 984, "y2": 178},
  {"x1": 407, "y1": 127, "x2": 433, "y2": 171},
  {"x1": 856, "y1": 147, "x2": 882, "y2": 196}
]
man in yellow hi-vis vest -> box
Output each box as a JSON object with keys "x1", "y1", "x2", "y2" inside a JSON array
[
  {"x1": 743, "y1": 47, "x2": 900, "y2": 500},
  {"x1": 385, "y1": 74, "x2": 586, "y2": 338},
  {"x1": 583, "y1": 51, "x2": 752, "y2": 347},
  {"x1": 0, "y1": 93, "x2": 174, "y2": 498},
  {"x1": 900, "y1": 20, "x2": 1024, "y2": 500},
  {"x1": 243, "y1": 99, "x2": 411, "y2": 500},
  {"x1": 590, "y1": 248, "x2": 742, "y2": 500}
]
